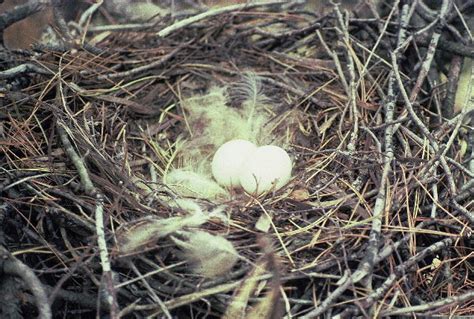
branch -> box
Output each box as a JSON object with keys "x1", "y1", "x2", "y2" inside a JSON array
[
  {"x1": 382, "y1": 289, "x2": 474, "y2": 316},
  {"x1": 156, "y1": 1, "x2": 286, "y2": 38},
  {"x1": 0, "y1": 245, "x2": 52, "y2": 319},
  {"x1": 0, "y1": 63, "x2": 51, "y2": 80},
  {"x1": 0, "y1": 0, "x2": 49, "y2": 32},
  {"x1": 409, "y1": 0, "x2": 451, "y2": 102},
  {"x1": 352, "y1": 0, "x2": 411, "y2": 284}
]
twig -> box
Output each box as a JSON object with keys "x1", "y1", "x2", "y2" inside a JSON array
[
  {"x1": 300, "y1": 270, "x2": 352, "y2": 318},
  {"x1": 87, "y1": 22, "x2": 156, "y2": 32},
  {"x1": 57, "y1": 123, "x2": 118, "y2": 317},
  {"x1": 316, "y1": 29, "x2": 349, "y2": 95},
  {"x1": 409, "y1": 0, "x2": 451, "y2": 102},
  {"x1": 95, "y1": 197, "x2": 119, "y2": 317},
  {"x1": 51, "y1": 0, "x2": 73, "y2": 42},
  {"x1": 430, "y1": 36, "x2": 474, "y2": 58},
  {"x1": 0, "y1": 245, "x2": 52, "y2": 319},
  {"x1": 0, "y1": 0, "x2": 49, "y2": 43},
  {"x1": 0, "y1": 63, "x2": 51, "y2": 80},
  {"x1": 127, "y1": 261, "x2": 172, "y2": 319},
  {"x1": 443, "y1": 55, "x2": 463, "y2": 118},
  {"x1": 57, "y1": 123, "x2": 95, "y2": 195},
  {"x1": 49, "y1": 0, "x2": 103, "y2": 54},
  {"x1": 156, "y1": 1, "x2": 286, "y2": 38},
  {"x1": 255, "y1": 22, "x2": 321, "y2": 48},
  {"x1": 382, "y1": 289, "x2": 474, "y2": 316},
  {"x1": 333, "y1": 4, "x2": 360, "y2": 188},
  {"x1": 97, "y1": 45, "x2": 184, "y2": 80},
  {"x1": 56, "y1": 80, "x2": 118, "y2": 317},
  {"x1": 352, "y1": 0, "x2": 409, "y2": 284},
  {"x1": 262, "y1": 76, "x2": 327, "y2": 107},
  {"x1": 78, "y1": 0, "x2": 103, "y2": 28}
]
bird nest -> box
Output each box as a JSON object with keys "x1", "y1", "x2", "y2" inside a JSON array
[{"x1": 0, "y1": 1, "x2": 473, "y2": 318}]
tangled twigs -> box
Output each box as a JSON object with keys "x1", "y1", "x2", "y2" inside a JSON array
[{"x1": 0, "y1": 245, "x2": 52, "y2": 319}]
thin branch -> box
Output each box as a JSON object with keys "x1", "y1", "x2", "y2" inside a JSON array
[
  {"x1": 352, "y1": 0, "x2": 409, "y2": 284},
  {"x1": 0, "y1": 0, "x2": 49, "y2": 33},
  {"x1": 57, "y1": 124, "x2": 95, "y2": 195},
  {"x1": 0, "y1": 63, "x2": 51, "y2": 79},
  {"x1": 0, "y1": 245, "x2": 52, "y2": 319},
  {"x1": 382, "y1": 289, "x2": 474, "y2": 316},
  {"x1": 156, "y1": 1, "x2": 286, "y2": 38},
  {"x1": 409, "y1": 0, "x2": 451, "y2": 102}
]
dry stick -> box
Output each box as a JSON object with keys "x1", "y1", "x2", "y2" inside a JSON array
[
  {"x1": 464, "y1": 50, "x2": 474, "y2": 185},
  {"x1": 333, "y1": 5, "x2": 360, "y2": 187},
  {"x1": 409, "y1": 0, "x2": 451, "y2": 103},
  {"x1": 156, "y1": 1, "x2": 285, "y2": 38},
  {"x1": 417, "y1": 105, "x2": 470, "y2": 195},
  {"x1": 50, "y1": 0, "x2": 102, "y2": 55},
  {"x1": 0, "y1": 245, "x2": 52, "y2": 319},
  {"x1": 51, "y1": 0, "x2": 73, "y2": 42},
  {"x1": 382, "y1": 289, "x2": 474, "y2": 316},
  {"x1": 374, "y1": 220, "x2": 435, "y2": 263},
  {"x1": 0, "y1": 0, "x2": 48, "y2": 32},
  {"x1": 400, "y1": 121, "x2": 474, "y2": 217},
  {"x1": 389, "y1": 1, "x2": 471, "y2": 224},
  {"x1": 392, "y1": 0, "x2": 449, "y2": 148},
  {"x1": 334, "y1": 219, "x2": 441, "y2": 318},
  {"x1": 0, "y1": 63, "x2": 51, "y2": 79},
  {"x1": 262, "y1": 77, "x2": 323, "y2": 106},
  {"x1": 443, "y1": 55, "x2": 463, "y2": 118},
  {"x1": 447, "y1": 156, "x2": 474, "y2": 178},
  {"x1": 57, "y1": 124, "x2": 95, "y2": 194},
  {"x1": 255, "y1": 21, "x2": 321, "y2": 48},
  {"x1": 410, "y1": 1, "x2": 451, "y2": 126},
  {"x1": 431, "y1": 182, "x2": 439, "y2": 218},
  {"x1": 316, "y1": 30, "x2": 349, "y2": 95},
  {"x1": 97, "y1": 45, "x2": 183, "y2": 80},
  {"x1": 127, "y1": 261, "x2": 172, "y2": 319},
  {"x1": 87, "y1": 20, "x2": 160, "y2": 32},
  {"x1": 351, "y1": 0, "x2": 409, "y2": 284},
  {"x1": 429, "y1": 35, "x2": 474, "y2": 59},
  {"x1": 95, "y1": 198, "x2": 119, "y2": 317},
  {"x1": 300, "y1": 271, "x2": 353, "y2": 319},
  {"x1": 78, "y1": 0, "x2": 103, "y2": 28},
  {"x1": 57, "y1": 120, "x2": 118, "y2": 316}
]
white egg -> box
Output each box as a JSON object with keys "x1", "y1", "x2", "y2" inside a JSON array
[
  {"x1": 212, "y1": 139, "x2": 258, "y2": 188},
  {"x1": 239, "y1": 145, "x2": 292, "y2": 195}
]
